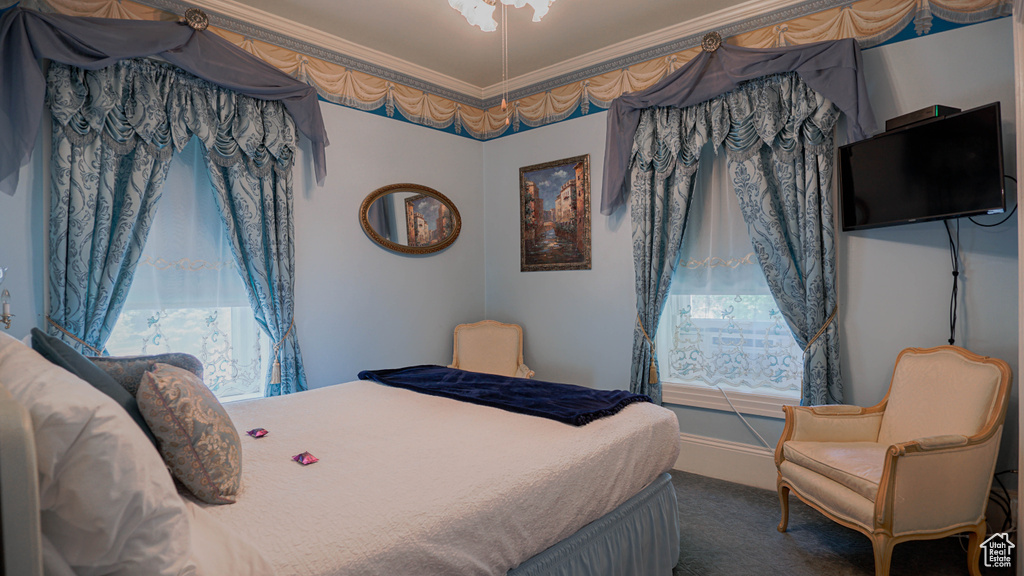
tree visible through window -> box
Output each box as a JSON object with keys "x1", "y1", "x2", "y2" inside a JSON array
[{"x1": 106, "y1": 139, "x2": 268, "y2": 401}]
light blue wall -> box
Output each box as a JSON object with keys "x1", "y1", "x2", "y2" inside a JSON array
[
  {"x1": 0, "y1": 133, "x2": 45, "y2": 341},
  {"x1": 483, "y1": 17, "x2": 1018, "y2": 465},
  {"x1": 841, "y1": 17, "x2": 1018, "y2": 468},
  {"x1": 290, "y1": 104, "x2": 486, "y2": 387}
]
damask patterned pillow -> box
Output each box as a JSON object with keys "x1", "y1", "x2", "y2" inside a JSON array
[
  {"x1": 137, "y1": 363, "x2": 242, "y2": 504},
  {"x1": 90, "y1": 353, "x2": 204, "y2": 396}
]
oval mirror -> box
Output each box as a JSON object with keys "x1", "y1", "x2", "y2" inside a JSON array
[{"x1": 359, "y1": 183, "x2": 461, "y2": 255}]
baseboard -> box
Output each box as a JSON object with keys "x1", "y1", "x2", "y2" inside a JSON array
[{"x1": 672, "y1": 432, "x2": 778, "y2": 491}]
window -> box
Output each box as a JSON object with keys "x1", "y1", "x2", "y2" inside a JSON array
[
  {"x1": 655, "y1": 147, "x2": 801, "y2": 417},
  {"x1": 105, "y1": 140, "x2": 269, "y2": 402}
]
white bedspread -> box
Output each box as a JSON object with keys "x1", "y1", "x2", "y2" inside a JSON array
[{"x1": 197, "y1": 380, "x2": 680, "y2": 576}]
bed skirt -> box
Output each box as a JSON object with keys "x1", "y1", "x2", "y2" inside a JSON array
[{"x1": 507, "y1": 472, "x2": 680, "y2": 576}]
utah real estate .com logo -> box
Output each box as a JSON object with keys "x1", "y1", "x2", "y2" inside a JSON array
[{"x1": 981, "y1": 533, "x2": 1014, "y2": 569}]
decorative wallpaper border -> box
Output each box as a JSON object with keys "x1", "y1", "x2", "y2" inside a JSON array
[{"x1": 30, "y1": 0, "x2": 1013, "y2": 141}]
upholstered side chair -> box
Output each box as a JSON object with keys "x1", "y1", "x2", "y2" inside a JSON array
[
  {"x1": 775, "y1": 346, "x2": 1012, "y2": 576},
  {"x1": 449, "y1": 320, "x2": 534, "y2": 379}
]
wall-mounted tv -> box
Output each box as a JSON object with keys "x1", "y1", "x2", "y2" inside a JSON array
[{"x1": 838, "y1": 102, "x2": 1005, "y2": 231}]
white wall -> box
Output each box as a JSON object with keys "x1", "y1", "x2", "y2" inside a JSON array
[
  {"x1": 483, "y1": 17, "x2": 1019, "y2": 469},
  {"x1": 292, "y1": 105, "x2": 486, "y2": 388}
]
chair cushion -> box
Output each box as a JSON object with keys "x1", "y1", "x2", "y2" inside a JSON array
[
  {"x1": 877, "y1": 349, "x2": 1001, "y2": 446},
  {"x1": 783, "y1": 441, "x2": 889, "y2": 502}
]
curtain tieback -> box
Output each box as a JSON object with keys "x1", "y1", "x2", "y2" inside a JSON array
[
  {"x1": 270, "y1": 318, "x2": 295, "y2": 385},
  {"x1": 45, "y1": 316, "x2": 105, "y2": 356},
  {"x1": 804, "y1": 306, "x2": 838, "y2": 353},
  {"x1": 636, "y1": 312, "x2": 658, "y2": 385}
]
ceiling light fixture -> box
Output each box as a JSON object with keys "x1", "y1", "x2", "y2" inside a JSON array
[{"x1": 448, "y1": 0, "x2": 555, "y2": 32}]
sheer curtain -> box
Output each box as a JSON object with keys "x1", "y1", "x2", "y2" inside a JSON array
[{"x1": 105, "y1": 139, "x2": 269, "y2": 400}]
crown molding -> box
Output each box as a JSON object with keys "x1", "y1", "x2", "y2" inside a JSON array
[
  {"x1": 140, "y1": 0, "x2": 488, "y2": 102},
  {"x1": 139, "y1": 0, "x2": 835, "y2": 108},
  {"x1": 479, "y1": 0, "x2": 827, "y2": 99}
]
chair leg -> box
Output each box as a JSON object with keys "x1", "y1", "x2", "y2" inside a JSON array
[
  {"x1": 870, "y1": 533, "x2": 894, "y2": 576},
  {"x1": 966, "y1": 523, "x2": 986, "y2": 576},
  {"x1": 777, "y1": 483, "x2": 790, "y2": 533}
]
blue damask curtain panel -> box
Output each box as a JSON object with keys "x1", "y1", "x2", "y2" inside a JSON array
[
  {"x1": 46, "y1": 58, "x2": 307, "y2": 395},
  {"x1": 628, "y1": 108, "x2": 708, "y2": 404},
  {"x1": 726, "y1": 74, "x2": 841, "y2": 405},
  {"x1": 628, "y1": 72, "x2": 842, "y2": 405},
  {"x1": 46, "y1": 62, "x2": 175, "y2": 354},
  {"x1": 197, "y1": 95, "x2": 308, "y2": 396}
]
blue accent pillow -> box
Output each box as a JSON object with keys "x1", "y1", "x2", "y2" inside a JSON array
[{"x1": 30, "y1": 328, "x2": 158, "y2": 448}]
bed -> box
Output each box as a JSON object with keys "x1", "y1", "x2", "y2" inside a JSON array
[{"x1": 0, "y1": 330, "x2": 681, "y2": 575}]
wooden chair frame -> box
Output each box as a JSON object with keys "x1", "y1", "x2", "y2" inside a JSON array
[{"x1": 775, "y1": 346, "x2": 1013, "y2": 576}]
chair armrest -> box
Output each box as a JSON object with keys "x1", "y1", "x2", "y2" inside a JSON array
[
  {"x1": 874, "y1": 431, "x2": 1002, "y2": 534},
  {"x1": 775, "y1": 405, "x2": 884, "y2": 466},
  {"x1": 784, "y1": 405, "x2": 884, "y2": 442},
  {"x1": 912, "y1": 434, "x2": 969, "y2": 451},
  {"x1": 516, "y1": 363, "x2": 535, "y2": 379}
]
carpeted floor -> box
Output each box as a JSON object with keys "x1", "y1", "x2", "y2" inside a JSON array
[{"x1": 670, "y1": 470, "x2": 1015, "y2": 576}]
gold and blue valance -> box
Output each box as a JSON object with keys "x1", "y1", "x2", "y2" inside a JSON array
[{"x1": 0, "y1": 6, "x2": 327, "y2": 196}]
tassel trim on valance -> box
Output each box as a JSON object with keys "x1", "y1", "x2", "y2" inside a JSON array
[
  {"x1": 630, "y1": 73, "x2": 839, "y2": 176},
  {"x1": 48, "y1": 59, "x2": 296, "y2": 181}
]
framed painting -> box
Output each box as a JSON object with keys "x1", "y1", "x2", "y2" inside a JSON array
[{"x1": 519, "y1": 154, "x2": 592, "y2": 272}]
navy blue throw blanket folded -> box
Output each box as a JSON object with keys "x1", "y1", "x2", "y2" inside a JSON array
[{"x1": 357, "y1": 365, "x2": 651, "y2": 426}]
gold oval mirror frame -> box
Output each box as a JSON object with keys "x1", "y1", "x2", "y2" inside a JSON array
[{"x1": 359, "y1": 183, "x2": 462, "y2": 255}]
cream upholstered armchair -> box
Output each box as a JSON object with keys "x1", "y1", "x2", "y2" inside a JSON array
[
  {"x1": 449, "y1": 320, "x2": 534, "y2": 379},
  {"x1": 775, "y1": 346, "x2": 1012, "y2": 576}
]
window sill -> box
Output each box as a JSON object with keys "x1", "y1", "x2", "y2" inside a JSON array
[
  {"x1": 661, "y1": 381, "x2": 798, "y2": 419},
  {"x1": 220, "y1": 390, "x2": 264, "y2": 403}
]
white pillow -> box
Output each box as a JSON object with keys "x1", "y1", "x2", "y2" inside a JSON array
[
  {"x1": 185, "y1": 501, "x2": 276, "y2": 575},
  {"x1": 0, "y1": 332, "x2": 193, "y2": 576}
]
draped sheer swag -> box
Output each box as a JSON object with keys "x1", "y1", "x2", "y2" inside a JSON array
[
  {"x1": 629, "y1": 73, "x2": 843, "y2": 406},
  {"x1": 47, "y1": 59, "x2": 307, "y2": 395}
]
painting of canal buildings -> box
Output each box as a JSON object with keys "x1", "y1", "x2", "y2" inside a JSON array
[
  {"x1": 405, "y1": 194, "x2": 454, "y2": 248},
  {"x1": 520, "y1": 155, "x2": 591, "y2": 272}
]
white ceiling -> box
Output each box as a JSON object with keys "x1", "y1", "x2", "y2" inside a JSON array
[{"x1": 189, "y1": 0, "x2": 803, "y2": 99}]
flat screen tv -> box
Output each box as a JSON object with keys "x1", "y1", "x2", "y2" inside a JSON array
[{"x1": 838, "y1": 102, "x2": 1005, "y2": 231}]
